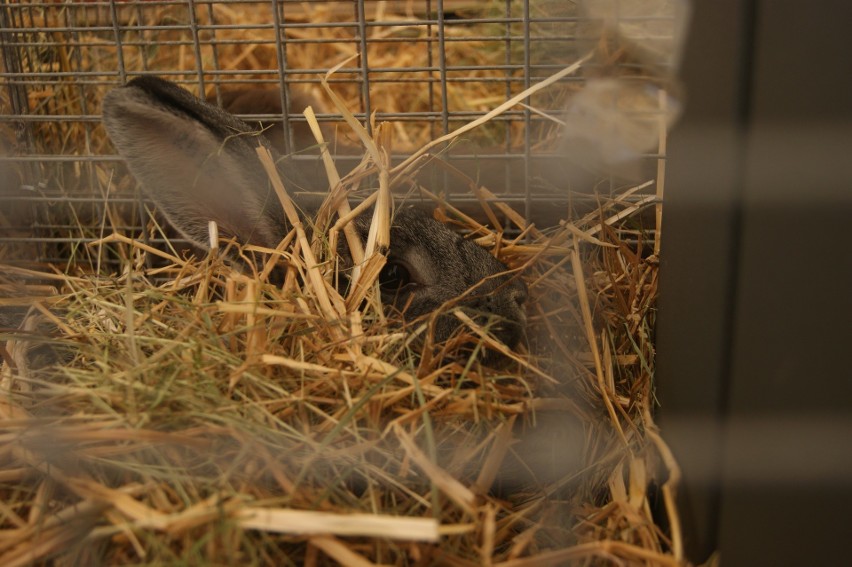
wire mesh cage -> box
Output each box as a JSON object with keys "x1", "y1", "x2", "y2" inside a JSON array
[
  {"x1": 0, "y1": 1, "x2": 691, "y2": 565},
  {"x1": 1, "y1": 0, "x2": 677, "y2": 272}
]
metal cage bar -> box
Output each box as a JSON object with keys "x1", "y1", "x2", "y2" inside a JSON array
[{"x1": 0, "y1": 0, "x2": 672, "y2": 271}]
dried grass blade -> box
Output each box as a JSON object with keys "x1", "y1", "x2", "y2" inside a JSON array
[
  {"x1": 309, "y1": 535, "x2": 382, "y2": 567},
  {"x1": 344, "y1": 252, "x2": 386, "y2": 312},
  {"x1": 304, "y1": 105, "x2": 365, "y2": 268},
  {"x1": 643, "y1": 415, "x2": 685, "y2": 562},
  {"x1": 585, "y1": 195, "x2": 658, "y2": 238},
  {"x1": 473, "y1": 186, "x2": 543, "y2": 239},
  {"x1": 393, "y1": 424, "x2": 476, "y2": 516},
  {"x1": 391, "y1": 51, "x2": 594, "y2": 179},
  {"x1": 255, "y1": 147, "x2": 346, "y2": 332},
  {"x1": 320, "y1": 54, "x2": 381, "y2": 164},
  {"x1": 238, "y1": 507, "x2": 439, "y2": 542},
  {"x1": 570, "y1": 241, "x2": 628, "y2": 446},
  {"x1": 88, "y1": 232, "x2": 186, "y2": 267},
  {"x1": 262, "y1": 354, "x2": 352, "y2": 377}
]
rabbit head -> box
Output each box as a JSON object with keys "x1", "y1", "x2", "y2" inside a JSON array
[{"x1": 102, "y1": 76, "x2": 527, "y2": 357}]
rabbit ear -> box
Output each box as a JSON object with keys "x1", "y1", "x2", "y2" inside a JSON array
[{"x1": 102, "y1": 76, "x2": 288, "y2": 250}]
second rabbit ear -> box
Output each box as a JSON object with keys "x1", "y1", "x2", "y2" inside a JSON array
[{"x1": 102, "y1": 76, "x2": 289, "y2": 250}]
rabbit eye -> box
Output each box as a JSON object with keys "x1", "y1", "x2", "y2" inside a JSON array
[{"x1": 379, "y1": 261, "x2": 412, "y2": 291}]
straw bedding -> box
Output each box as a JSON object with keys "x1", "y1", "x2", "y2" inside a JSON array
[
  {"x1": 0, "y1": 165, "x2": 677, "y2": 565},
  {"x1": 0, "y1": 2, "x2": 684, "y2": 565},
  {"x1": 1, "y1": 180, "x2": 674, "y2": 565}
]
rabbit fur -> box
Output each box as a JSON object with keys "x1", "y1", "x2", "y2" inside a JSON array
[{"x1": 100, "y1": 76, "x2": 527, "y2": 354}]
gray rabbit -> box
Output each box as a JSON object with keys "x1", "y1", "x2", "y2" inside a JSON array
[{"x1": 100, "y1": 76, "x2": 527, "y2": 356}]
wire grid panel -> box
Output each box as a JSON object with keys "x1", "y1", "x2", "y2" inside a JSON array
[{"x1": 0, "y1": 0, "x2": 668, "y2": 271}]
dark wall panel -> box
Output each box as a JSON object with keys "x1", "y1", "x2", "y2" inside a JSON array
[{"x1": 657, "y1": 0, "x2": 852, "y2": 564}]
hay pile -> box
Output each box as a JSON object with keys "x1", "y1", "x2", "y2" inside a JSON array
[
  {"x1": 1, "y1": 2, "x2": 684, "y2": 566},
  {"x1": 1, "y1": 64, "x2": 679, "y2": 566},
  {"x1": 0, "y1": 201, "x2": 675, "y2": 566}
]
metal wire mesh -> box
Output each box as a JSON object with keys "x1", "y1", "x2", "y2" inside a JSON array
[{"x1": 0, "y1": 0, "x2": 670, "y2": 271}]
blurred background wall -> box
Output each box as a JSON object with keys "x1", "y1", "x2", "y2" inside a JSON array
[{"x1": 656, "y1": 0, "x2": 852, "y2": 564}]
